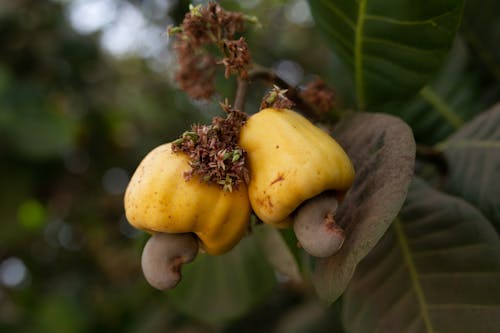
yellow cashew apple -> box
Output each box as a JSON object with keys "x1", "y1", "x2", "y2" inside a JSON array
[
  {"x1": 239, "y1": 108, "x2": 355, "y2": 228},
  {"x1": 124, "y1": 143, "x2": 251, "y2": 255}
]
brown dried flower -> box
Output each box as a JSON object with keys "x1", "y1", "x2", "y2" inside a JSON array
[
  {"x1": 181, "y1": 3, "x2": 246, "y2": 45},
  {"x1": 220, "y1": 37, "x2": 251, "y2": 78},
  {"x1": 171, "y1": 2, "x2": 252, "y2": 100},
  {"x1": 172, "y1": 105, "x2": 249, "y2": 192},
  {"x1": 299, "y1": 78, "x2": 336, "y2": 115},
  {"x1": 174, "y1": 42, "x2": 216, "y2": 100}
]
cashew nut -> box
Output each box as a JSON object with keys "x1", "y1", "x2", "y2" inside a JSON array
[
  {"x1": 141, "y1": 232, "x2": 199, "y2": 290},
  {"x1": 293, "y1": 192, "x2": 345, "y2": 258}
]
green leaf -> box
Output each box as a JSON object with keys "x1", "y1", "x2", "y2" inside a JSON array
[
  {"x1": 462, "y1": 0, "x2": 500, "y2": 82},
  {"x1": 168, "y1": 235, "x2": 276, "y2": 324},
  {"x1": 382, "y1": 37, "x2": 499, "y2": 145},
  {"x1": 438, "y1": 103, "x2": 500, "y2": 225},
  {"x1": 274, "y1": 301, "x2": 345, "y2": 333},
  {"x1": 254, "y1": 224, "x2": 302, "y2": 283},
  {"x1": 309, "y1": 0, "x2": 465, "y2": 108},
  {"x1": 312, "y1": 113, "x2": 415, "y2": 303},
  {"x1": 343, "y1": 178, "x2": 500, "y2": 333},
  {"x1": 0, "y1": 81, "x2": 78, "y2": 159}
]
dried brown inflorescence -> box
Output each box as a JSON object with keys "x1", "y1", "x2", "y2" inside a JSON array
[
  {"x1": 221, "y1": 37, "x2": 251, "y2": 79},
  {"x1": 260, "y1": 85, "x2": 296, "y2": 110},
  {"x1": 174, "y1": 48, "x2": 217, "y2": 100},
  {"x1": 299, "y1": 78, "x2": 336, "y2": 115},
  {"x1": 171, "y1": 2, "x2": 252, "y2": 100},
  {"x1": 172, "y1": 104, "x2": 249, "y2": 192}
]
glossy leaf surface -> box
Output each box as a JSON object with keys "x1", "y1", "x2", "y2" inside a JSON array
[
  {"x1": 309, "y1": 0, "x2": 464, "y2": 108},
  {"x1": 343, "y1": 178, "x2": 500, "y2": 332},
  {"x1": 440, "y1": 103, "x2": 500, "y2": 225}
]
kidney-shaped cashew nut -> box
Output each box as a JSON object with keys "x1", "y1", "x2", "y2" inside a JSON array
[
  {"x1": 141, "y1": 232, "x2": 199, "y2": 290},
  {"x1": 293, "y1": 192, "x2": 345, "y2": 258}
]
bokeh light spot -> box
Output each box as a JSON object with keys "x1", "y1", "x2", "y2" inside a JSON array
[
  {"x1": 0, "y1": 257, "x2": 28, "y2": 288},
  {"x1": 67, "y1": 0, "x2": 118, "y2": 34},
  {"x1": 285, "y1": 0, "x2": 314, "y2": 27},
  {"x1": 18, "y1": 199, "x2": 46, "y2": 230},
  {"x1": 274, "y1": 60, "x2": 304, "y2": 86}
]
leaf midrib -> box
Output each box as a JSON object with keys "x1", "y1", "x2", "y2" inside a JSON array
[
  {"x1": 394, "y1": 219, "x2": 435, "y2": 333},
  {"x1": 355, "y1": 0, "x2": 367, "y2": 109}
]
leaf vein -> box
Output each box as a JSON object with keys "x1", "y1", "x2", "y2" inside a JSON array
[
  {"x1": 363, "y1": 36, "x2": 446, "y2": 54},
  {"x1": 318, "y1": 0, "x2": 355, "y2": 29},
  {"x1": 428, "y1": 304, "x2": 500, "y2": 309},
  {"x1": 419, "y1": 272, "x2": 500, "y2": 278},
  {"x1": 373, "y1": 288, "x2": 413, "y2": 333},
  {"x1": 437, "y1": 139, "x2": 500, "y2": 151},
  {"x1": 363, "y1": 54, "x2": 431, "y2": 82},
  {"x1": 395, "y1": 219, "x2": 435, "y2": 333},
  {"x1": 412, "y1": 243, "x2": 489, "y2": 258},
  {"x1": 420, "y1": 86, "x2": 464, "y2": 129},
  {"x1": 364, "y1": 11, "x2": 456, "y2": 26},
  {"x1": 350, "y1": 263, "x2": 405, "y2": 329}
]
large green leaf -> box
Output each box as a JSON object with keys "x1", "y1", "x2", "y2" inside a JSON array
[
  {"x1": 274, "y1": 301, "x2": 345, "y2": 333},
  {"x1": 462, "y1": 0, "x2": 500, "y2": 82},
  {"x1": 309, "y1": 0, "x2": 465, "y2": 108},
  {"x1": 312, "y1": 112, "x2": 415, "y2": 303},
  {"x1": 382, "y1": 37, "x2": 499, "y2": 145},
  {"x1": 438, "y1": 103, "x2": 500, "y2": 225},
  {"x1": 168, "y1": 235, "x2": 276, "y2": 325},
  {"x1": 254, "y1": 224, "x2": 302, "y2": 283},
  {"x1": 343, "y1": 178, "x2": 500, "y2": 333}
]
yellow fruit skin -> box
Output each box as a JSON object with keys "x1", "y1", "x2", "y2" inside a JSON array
[
  {"x1": 239, "y1": 108, "x2": 355, "y2": 227},
  {"x1": 124, "y1": 143, "x2": 251, "y2": 255}
]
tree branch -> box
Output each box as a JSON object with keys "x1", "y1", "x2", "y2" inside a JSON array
[{"x1": 234, "y1": 76, "x2": 248, "y2": 112}]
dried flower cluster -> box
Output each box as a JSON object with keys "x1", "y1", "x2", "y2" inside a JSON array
[
  {"x1": 299, "y1": 78, "x2": 336, "y2": 115},
  {"x1": 260, "y1": 85, "x2": 296, "y2": 110},
  {"x1": 172, "y1": 105, "x2": 249, "y2": 192},
  {"x1": 221, "y1": 37, "x2": 251, "y2": 79},
  {"x1": 171, "y1": 2, "x2": 252, "y2": 100}
]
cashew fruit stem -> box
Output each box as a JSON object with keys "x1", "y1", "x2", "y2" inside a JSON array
[
  {"x1": 293, "y1": 192, "x2": 345, "y2": 258},
  {"x1": 141, "y1": 232, "x2": 199, "y2": 290}
]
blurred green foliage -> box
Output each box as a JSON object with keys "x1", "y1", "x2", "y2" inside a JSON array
[{"x1": 0, "y1": 1, "x2": 342, "y2": 332}]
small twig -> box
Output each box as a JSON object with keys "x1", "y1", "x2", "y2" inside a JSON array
[
  {"x1": 234, "y1": 76, "x2": 248, "y2": 112},
  {"x1": 247, "y1": 65, "x2": 289, "y2": 89}
]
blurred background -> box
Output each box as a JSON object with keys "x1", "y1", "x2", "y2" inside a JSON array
[
  {"x1": 0, "y1": 0, "x2": 348, "y2": 332},
  {"x1": 2, "y1": 0, "x2": 499, "y2": 332}
]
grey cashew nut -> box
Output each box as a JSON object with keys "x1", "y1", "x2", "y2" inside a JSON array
[
  {"x1": 141, "y1": 232, "x2": 199, "y2": 290},
  {"x1": 293, "y1": 192, "x2": 345, "y2": 258}
]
